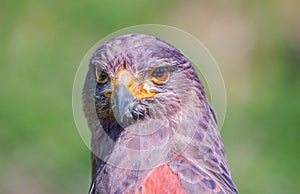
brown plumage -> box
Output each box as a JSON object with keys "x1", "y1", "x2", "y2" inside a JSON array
[{"x1": 83, "y1": 34, "x2": 238, "y2": 193}]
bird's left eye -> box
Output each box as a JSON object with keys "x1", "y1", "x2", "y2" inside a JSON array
[
  {"x1": 96, "y1": 68, "x2": 109, "y2": 84},
  {"x1": 150, "y1": 67, "x2": 170, "y2": 85}
]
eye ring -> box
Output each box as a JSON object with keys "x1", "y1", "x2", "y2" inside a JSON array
[
  {"x1": 150, "y1": 66, "x2": 170, "y2": 85},
  {"x1": 96, "y1": 68, "x2": 109, "y2": 84}
]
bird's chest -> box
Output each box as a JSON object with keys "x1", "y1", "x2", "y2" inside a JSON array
[{"x1": 97, "y1": 163, "x2": 186, "y2": 194}]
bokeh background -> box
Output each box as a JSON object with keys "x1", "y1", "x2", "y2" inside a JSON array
[{"x1": 1, "y1": 0, "x2": 299, "y2": 193}]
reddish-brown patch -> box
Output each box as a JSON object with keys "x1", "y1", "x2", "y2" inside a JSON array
[{"x1": 137, "y1": 164, "x2": 187, "y2": 194}]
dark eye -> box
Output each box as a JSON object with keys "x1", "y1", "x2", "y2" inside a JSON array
[
  {"x1": 96, "y1": 68, "x2": 109, "y2": 84},
  {"x1": 150, "y1": 67, "x2": 170, "y2": 85}
]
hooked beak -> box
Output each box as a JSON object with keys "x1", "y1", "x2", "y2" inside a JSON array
[
  {"x1": 112, "y1": 69, "x2": 155, "y2": 125},
  {"x1": 114, "y1": 83, "x2": 134, "y2": 123}
]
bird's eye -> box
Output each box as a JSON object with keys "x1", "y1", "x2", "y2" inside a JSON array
[
  {"x1": 96, "y1": 68, "x2": 108, "y2": 84},
  {"x1": 150, "y1": 67, "x2": 170, "y2": 85}
]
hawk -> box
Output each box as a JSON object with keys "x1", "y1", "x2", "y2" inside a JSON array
[{"x1": 83, "y1": 34, "x2": 238, "y2": 194}]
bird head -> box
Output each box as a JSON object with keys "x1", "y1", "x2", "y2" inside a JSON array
[{"x1": 90, "y1": 35, "x2": 206, "y2": 123}]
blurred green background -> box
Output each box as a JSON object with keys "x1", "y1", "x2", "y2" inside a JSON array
[{"x1": 1, "y1": 0, "x2": 299, "y2": 193}]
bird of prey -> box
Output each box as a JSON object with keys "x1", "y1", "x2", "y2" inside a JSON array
[{"x1": 83, "y1": 34, "x2": 238, "y2": 194}]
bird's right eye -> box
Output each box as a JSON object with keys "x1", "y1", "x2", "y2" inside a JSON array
[{"x1": 96, "y1": 68, "x2": 109, "y2": 84}]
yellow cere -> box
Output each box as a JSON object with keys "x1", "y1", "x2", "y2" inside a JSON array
[{"x1": 115, "y1": 69, "x2": 156, "y2": 99}]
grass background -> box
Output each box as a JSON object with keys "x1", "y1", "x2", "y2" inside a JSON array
[{"x1": 1, "y1": 0, "x2": 299, "y2": 193}]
